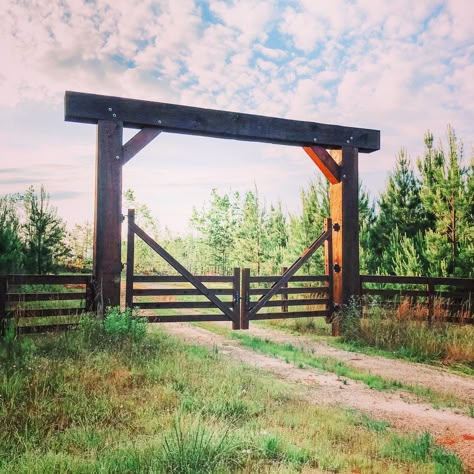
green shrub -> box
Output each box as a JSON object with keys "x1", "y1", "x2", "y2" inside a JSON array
[
  {"x1": 78, "y1": 307, "x2": 147, "y2": 350},
  {"x1": 0, "y1": 320, "x2": 36, "y2": 374},
  {"x1": 103, "y1": 307, "x2": 147, "y2": 345}
]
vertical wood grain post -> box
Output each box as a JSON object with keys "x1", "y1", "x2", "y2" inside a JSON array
[
  {"x1": 281, "y1": 267, "x2": 288, "y2": 313},
  {"x1": 125, "y1": 209, "x2": 135, "y2": 310},
  {"x1": 323, "y1": 218, "x2": 334, "y2": 322},
  {"x1": 240, "y1": 268, "x2": 250, "y2": 330},
  {"x1": 94, "y1": 120, "x2": 123, "y2": 315},
  {"x1": 0, "y1": 277, "x2": 6, "y2": 337},
  {"x1": 232, "y1": 267, "x2": 241, "y2": 330},
  {"x1": 329, "y1": 146, "x2": 360, "y2": 335}
]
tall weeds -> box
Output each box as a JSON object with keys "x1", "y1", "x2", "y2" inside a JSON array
[{"x1": 339, "y1": 300, "x2": 474, "y2": 366}]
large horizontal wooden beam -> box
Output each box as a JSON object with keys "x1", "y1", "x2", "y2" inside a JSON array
[{"x1": 65, "y1": 91, "x2": 380, "y2": 153}]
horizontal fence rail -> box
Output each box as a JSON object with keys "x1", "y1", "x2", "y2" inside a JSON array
[
  {"x1": 130, "y1": 273, "x2": 239, "y2": 324},
  {"x1": 0, "y1": 274, "x2": 94, "y2": 335},
  {"x1": 240, "y1": 272, "x2": 330, "y2": 329},
  {"x1": 360, "y1": 274, "x2": 473, "y2": 324}
]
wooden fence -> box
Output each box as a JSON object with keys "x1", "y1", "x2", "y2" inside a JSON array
[
  {"x1": 1, "y1": 272, "x2": 473, "y2": 335},
  {"x1": 0, "y1": 274, "x2": 94, "y2": 334},
  {"x1": 360, "y1": 275, "x2": 474, "y2": 323}
]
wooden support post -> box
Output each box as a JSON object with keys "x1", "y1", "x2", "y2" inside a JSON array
[
  {"x1": 126, "y1": 209, "x2": 135, "y2": 309},
  {"x1": 240, "y1": 268, "x2": 250, "y2": 330},
  {"x1": 94, "y1": 120, "x2": 123, "y2": 315},
  {"x1": 323, "y1": 218, "x2": 333, "y2": 322},
  {"x1": 232, "y1": 268, "x2": 241, "y2": 330},
  {"x1": 329, "y1": 146, "x2": 360, "y2": 336},
  {"x1": 0, "y1": 277, "x2": 6, "y2": 337},
  {"x1": 281, "y1": 267, "x2": 288, "y2": 313}
]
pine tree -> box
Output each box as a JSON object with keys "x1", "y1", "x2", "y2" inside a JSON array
[
  {"x1": 417, "y1": 127, "x2": 472, "y2": 276},
  {"x1": 359, "y1": 186, "x2": 376, "y2": 274},
  {"x1": 370, "y1": 149, "x2": 427, "y2": 274},
  {"x1": 263, "y1": 201, "x2": 288, "y2": 274},
  {"x1": 0, "y1": 194, "x2": 24, "y2": 274},
  {"x1": 234, "y1": 189, "x2": 267, "y2": 274},
  {"x1": 191, "y1": 189, "x2": 241, "y2": 274},
  {"x1": 22, "y1": 185, "x2": 69, "y2": 274}
]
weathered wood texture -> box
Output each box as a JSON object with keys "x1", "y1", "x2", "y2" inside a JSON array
[
  {"x1": 232, "y1": 267, "x2": 241, "y2": 330},
  {"x1": 131, "y1": 222, "x2": 237, "y2": 323},
  {"x1": 122, "y1": 127, "x2": 162, "y2": 165},
  {"x1": 303, "y1": 146, "x2": 341, "y2": 183},
  {"x1": 324, "y1": 218, "x2": 334, "y2": 321},
  {"x1": 94, "y1": 120, "x2": 123, "y2": 311},
  {"x1": 65, "y1": 91, "x2": 380, "y2": 152},
  {"x1": 127, "y1": 217, "x2": 240, "y2": 325},
  {"x1": 125, "y1": 209, "x2": 135, "y2": 309},
  {"x1": 248, "y1": 228, "x2": 331, "y2": 317},
  {"x1": 240, "y1": 271, "x2": 331, "y2": 329},
  {"x1": 134, "y1": 275, "x2": 234, "y2": 283},
  {"x1": 2, "y1": 274, "x2": 93, "y2": 334},
  {"x1": 240, "y1": 268, "x2": 251, "y2": 329},
  {"x1": 329, "y1": 147, "x2": 360, "y2": 306}
]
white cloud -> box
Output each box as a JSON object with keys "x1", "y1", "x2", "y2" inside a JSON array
[{"x1": 0, "y1": 0, "x2": 473, "y2": 232}]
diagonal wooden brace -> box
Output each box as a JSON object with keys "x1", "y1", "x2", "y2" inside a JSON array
[
  {"x1": 303, "y1": 145, "x2": 341, "y2": 184},
  {"x1": 131, "y1": 223, "x2": 238, "y2": 323},
  {"x1": 122, "y1": 127, "x2": 162, "y2": 165},
  {"x1": 248, "y1": 228, "x2": 331, "y2": 317}
]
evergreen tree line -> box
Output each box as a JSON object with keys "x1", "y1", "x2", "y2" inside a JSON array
[
  {"x1": 0, "y1": 127, "x2": 472, "y2": 277},
  {"x1": 0, "y1": 186, "x2": 72, "y2": 274}
]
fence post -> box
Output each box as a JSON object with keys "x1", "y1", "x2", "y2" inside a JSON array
[
  {"x1": 0, "y1": 277, "x2": 6, "y2": 337},
  {"x1": 232, "y1": 268, "x2": 241, "y2": 330},
  {"x1": 125, "y1": 209, "x2": 135, "y2": 310},
  {"x1": 240, "y1": 268, "x2": 250, "y2": 330},
  {"x1": 85, "y1": 276, "x2": 95, "y2": 313},
  {"x1": 281, "y1": 267, "x2": 288, "y2": 313},
  {"x1": 427, "y1": 279, "x2": 435, "y2": 326}
]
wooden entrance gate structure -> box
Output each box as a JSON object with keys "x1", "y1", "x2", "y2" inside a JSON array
[
  {"x1": 65, "y1": 91, "x2": 380, "y2": 321},
  {"x1": 125, "y1": 208, "x2": 333, "y2": 328}
]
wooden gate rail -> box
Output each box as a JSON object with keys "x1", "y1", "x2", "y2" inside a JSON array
[
  {"x1": 126, "y1": 209, "x2": 240, "y2": 328},
  {"x1": 241, "y1": 272, "x2": 329, "y2": 328},
  {"x1": 0, "y1": 274, "x2": 94, "y2": 335},
  {"x1": 361, "y1": 275, "x2": 474, "y2": 323}
]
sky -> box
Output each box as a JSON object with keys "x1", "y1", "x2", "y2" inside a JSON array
[{"x1": 0, "y1": 0, "x2": 473, "y2": 234}]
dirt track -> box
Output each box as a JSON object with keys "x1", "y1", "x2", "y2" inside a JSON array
[{"x1": 161, "y1": 323, "x2": 474, "y2": 472}]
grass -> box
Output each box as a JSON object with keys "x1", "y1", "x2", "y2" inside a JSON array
[
  {"x1": 337, "y1": 302, "x2": 474, "y2": 374},
  {"x1": 258, "y1": 305, "x2": 474, "y2": 377},
  {"x1": 0, "y1": 310, "x2": 464, "y2": 473},
  {"x1": 199, "y1": 323, "x2": 472, "y2": 414}
]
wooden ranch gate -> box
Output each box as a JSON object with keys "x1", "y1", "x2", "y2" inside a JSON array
[
  {"x1": 125, "y1": 209, "x2": 335, "y2": 329},
  {"x1": 65, "y1": 91, "x2": 380, "y2": 326}
]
